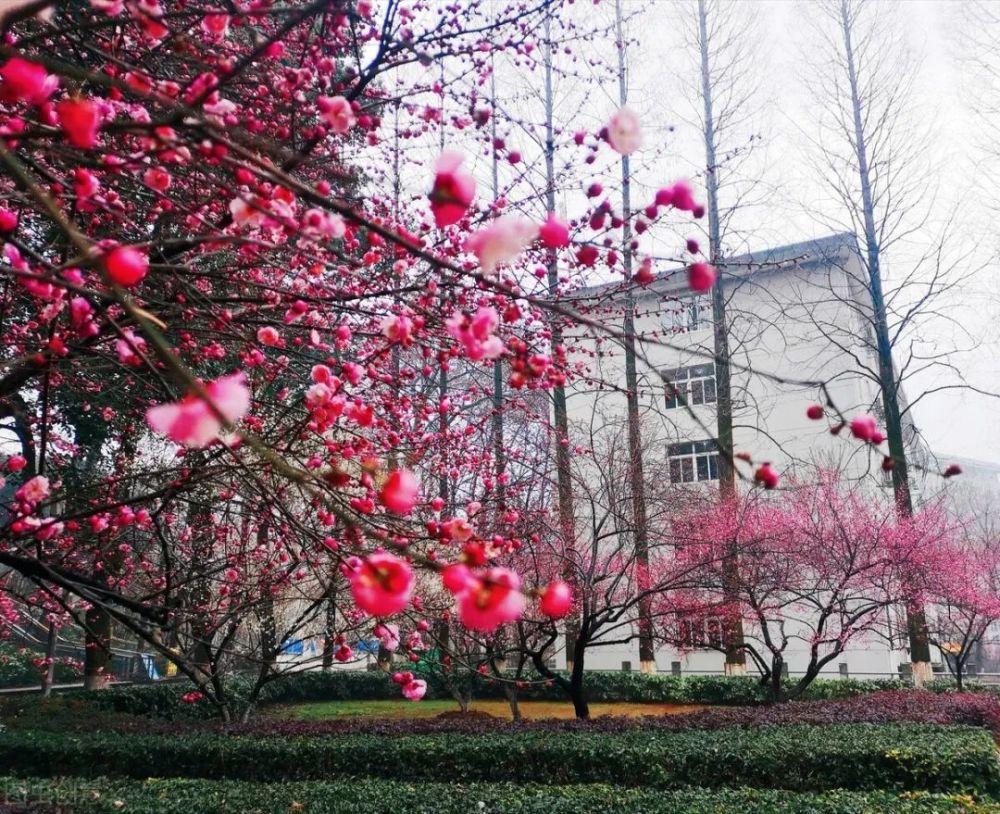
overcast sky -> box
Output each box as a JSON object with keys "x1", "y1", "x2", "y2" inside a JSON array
[
  {"x1": 388, "y1": 0, "x2": 999, "y2": 464},
  {"x1": 569, "y1": 0, "x2": 1000, "y2": 464}
]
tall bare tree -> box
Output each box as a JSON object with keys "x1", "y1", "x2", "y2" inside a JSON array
[
  {"x1": 611, "y1": 0, "x2": 657, "y2": 673},
  {"x1": 801, "y1": 0, "x2": 975, "y2": 683},
  {"x1": 687, "y1": 0, "x2": 771, "y2": 676}
]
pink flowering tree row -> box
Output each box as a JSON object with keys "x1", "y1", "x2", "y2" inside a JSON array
[
  {"x1": 0, "y1": 0, "x2": 726, "y2": 716},
  {"x1": 657, "y1": 472, "x2": 954, "y2": 702},
  {"x1": 0, "y1": 0, "x2": 976, "y2": 721}
]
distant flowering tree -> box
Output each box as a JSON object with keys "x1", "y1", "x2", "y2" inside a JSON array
[
  {"x1": 925, "y1": 536, "x2": 1000, "y2": 691},
  {"x1": 660, "y1": 473, "x2": 952, "y2": 702}
]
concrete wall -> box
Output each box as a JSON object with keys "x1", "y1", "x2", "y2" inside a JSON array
[{"x1": 558, "y1": 237, "x2": 918, "y2": 679}]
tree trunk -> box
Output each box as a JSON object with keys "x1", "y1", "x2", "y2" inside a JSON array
[
  {"x1": 767, "y1": 658, "x2": 784, "y2": 703},
  {"x1": 613, "y1": 0, "x2": 655, "y2": 675},
  {"x1": 40, "y1": 617, "x2": 57, "y2": 696},
  {"x1": 837, "y1": 0, "x2": 930, "y2": 684},
  {"x1": 697, "y1": 0, "x2": 747, "y2": 678},
  {"x1": 542, "y1": 13, "x2": 579, "y2": 670},
  {"x1": 83, "y1": 605, "x2": 112, "y2": 691},
  {"x1": 505, "y1": 687, "x2": 522, "y2": 722},
  {"x1": 322, "y1": 585, "x2": 336, "y2": 671},
  {"x1": 569, "y1": 649, "x2": 589, "y2": 719}
]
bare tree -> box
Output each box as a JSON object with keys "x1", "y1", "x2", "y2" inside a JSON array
[
  {"x1": 799, "y1": 0, "x2": 985, "y2": 684},
  {"x1": 682, "y1": 0, "x2": 771, "y2": 675}
]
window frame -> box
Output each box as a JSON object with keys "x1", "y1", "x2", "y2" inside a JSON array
[
  {"x1": 660, "y1": 294, "x2": 713, "y2": 334},
  {"x1": 664, "y1": 363, "x2": 717, "y2": 410},
  {"x1": 667, "y1": 439, "x2": 720, "y2": 484}
]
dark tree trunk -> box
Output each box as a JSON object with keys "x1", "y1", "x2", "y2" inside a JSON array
[
  {"x1": 542, "y1": 14, "x2": 580, "y2": 670},
  {"x1": 837, "y1": 0, "x2": 930, "y2": 683},
  {"x1": 697, "y1": 0, "x2": 747, "y2": 677},
  {"x1": 569, "y1": 639, "x2": 590, "y2": 719},
  {"x1": 614, "y1": 0, "x2": 655, "y2": 674},
  {"x1": 83, "y1": 605, "x2": 112, "y2": 691}
]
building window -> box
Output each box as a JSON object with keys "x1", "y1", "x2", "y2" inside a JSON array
[
  {"x1": 678, "y1": 616, "x2": 724, "y2": 649},
  {"x1": 668, "y1": 440, "x2": 719, "y2": 483},
  {"x1": 664, "y1": 364, "x2": 717, "y2": 410},
  {"x1": 661, "y1": 294, "x2": 713, "y2": 333}
]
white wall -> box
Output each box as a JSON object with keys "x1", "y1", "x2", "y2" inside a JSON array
[{"x1": 559, "y1": 236, "x2": 916, "y2": 678}]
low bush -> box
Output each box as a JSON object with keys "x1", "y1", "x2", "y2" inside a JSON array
[
  {"x1": 0, "y1": 724, "x2": 995, "y2": 793},
  {"x1": 68, "y1": 671, "x2": 920, "y2": 719},
  {"x1": 0, "y1": 778, "x2": 996, "y2": 814},
  {"x1": 204, "y1": 690, "x2": 1000, "y2": 738},
  {"x1": 0, "y1": 643, "x2": 81, "y2": 689}
]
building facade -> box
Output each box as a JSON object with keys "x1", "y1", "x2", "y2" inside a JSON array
[{"x1": 559, "y1": 232, "x2": 990, "y2": 679}]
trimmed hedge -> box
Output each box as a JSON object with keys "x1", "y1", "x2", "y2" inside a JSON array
[
  {"x1": 0, "y1": 724, "x2": 996, "y2": 793},
  {"x1": 70, "y1": 672, "x2": 918, "y2": 719},
  {"x1": 258, "y1": 670, "x2": 911, "y2": 705},
  {"x1": 207, "y1": 690, "x2": 1000, "y2": 738},
  {"x1": 0, "y1": 778, "x2": 997, "y2": 814}
]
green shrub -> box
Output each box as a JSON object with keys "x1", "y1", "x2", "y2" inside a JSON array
[
  {"x1": 0, "y1": 642, "x2": 81, "y2": 689},
  {"x1": 0, "y1": 777, "x2": 996, "y2": 814},
  {"x1": 75, "y1": 671, "x2": 917, "y2": 719},
  {"x1": 924, "y1": 680, "x2": 1000, "y2": 697},
  {"x1": 0, "y1": 724, "x2": 995, "y2": 794}
]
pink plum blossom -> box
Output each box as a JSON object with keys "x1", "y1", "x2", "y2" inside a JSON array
[
  {"x1": 257, "y1": 326, "x2": 281, "y2": 347},
  {"x1": 606, "y1": 107, "x2": 642, "y2": 155},
  {"x1": 464, "y1": 217, "x2": 538, "y2": 275},
  {"x1": 455, "y1": 567, "x2": 525, "y2": 632},
  {"x1": 540, "y1": 580, "x2": 573, "y2": 618},
  {"x1": 318, "y1": 95, "x2": 356, "y2": 134},
  {"x1": 688, "y1": 262, "x2": 717, "y2": 292},
  {"x1": 146, "y1": 372, "x2": 251, "y2": 448},
  {"x1": 349, "y1": 552, "x2": 414, "y2": 616},
  {"x1": 850, "y1": 415, "x2": 879, "y2": 443},
  {"x1": 105, "y1": 246, "x2": 148, "y2": 287},
  {"x1": 0, "y1": 57, "x2": 57, "y2": 105},
  {"x1": 16, "y1": 475, "x2": 50, "y2": 503},
  {"x1": 402, "y1": 678, "x2": 427, "y2": 701},
  {"x1": 56, "y1": 98, "x2": 100, "y2": 148},
  {"x1": 429, "y1": 151, "x2": 476, "y2": 227},
  {"x1": 380, "y1": 469, "x2": 420, "y2": 514},
  {"x1": 539, "y1": 212, "x2": 570, "y2": 248},
  {"x1": 373, "y1": 622, "x2": 400, "y2": 652},
  {"x1": 754, "y1": 463, "x2": 780, "y2": 490},
  {"x1": 446, "y1": 307, "x2": 504, "y2": 361}
]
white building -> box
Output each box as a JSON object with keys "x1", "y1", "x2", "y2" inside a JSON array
[{"x1": 560, "y1": 232, "x2": 998, "y2": 679}]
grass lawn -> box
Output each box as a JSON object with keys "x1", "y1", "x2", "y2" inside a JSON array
[{"x1": 279, "y1": 698, "x2": 708, "y2": 721}]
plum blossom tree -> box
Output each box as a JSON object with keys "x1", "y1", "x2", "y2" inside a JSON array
[
  {"x1": 0, "y1": 0, "x2": 732, "y2": 715},
  {"x1": 925, "y1": 535, "x2": 1000, "y2": 691},
  {"x1": 660, "y1": 472, "x2": 951, "y2": 702},
  {"x1": 0, "y1": 0, "x2": 969, "y2": 722}
]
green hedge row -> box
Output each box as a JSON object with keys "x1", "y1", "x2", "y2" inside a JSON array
[
  {"x1": 0, "y1": 778, "x2": 996, "y2": 814},
  {"x1": 268, "y1": 670, "x2": 913, "y2": 705},
  {"x1": 1, "y1": 724, "x2": 995, "y2": 793},
  {"x1": 75, "y1": 672, "x2": 919, "y2": 719},
  {"x1": 0, "y1": 642, "x2": 80, "y2": 689}
]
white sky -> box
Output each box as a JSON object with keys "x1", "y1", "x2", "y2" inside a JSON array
[
  {"x1": 574, "y1": 0, "x2": 1000, "y2": 464},
  {"x1": 384, "y1": 0, "x2": 1000, "y2": 464}
]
